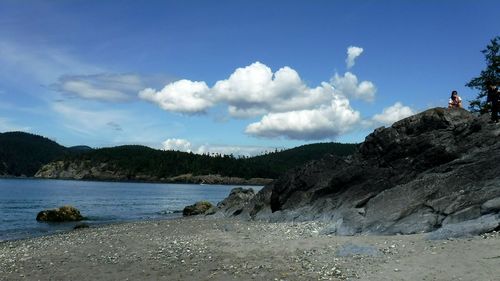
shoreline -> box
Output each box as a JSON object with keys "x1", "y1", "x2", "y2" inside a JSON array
[
  {"x1": 1, "y1": 217, "x2": 499, "y2": 281},
  {"x1": 1, "y1": 175, "x2": 272, "y2": 186},
  {"x1": 0, "y1": 214, "x2": 183, "y2": 244}
]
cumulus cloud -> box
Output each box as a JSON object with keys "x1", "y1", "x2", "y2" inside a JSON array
[
  {"x1": 139, "y1": 79, "x2": 213, "y2": 114},
  {"x1": 331, "y1": 72, "x2": 376, "y2": 102},
  {"x1": 245, "y1": 96, "x2": 361, "y2": 140},
  {"x1": 212, "y1": 62, "x2": 331, "y2": 117},
  {"x1": 140, "y1": 61, "x2": 376, "y2": 119},
  {"x1": 162, "y1": 138, "x2": 273, "y2": 157},
  {"x1": 162, "y1": 138, "x2": 192, "y2": 152},
  {"x1": 56, "y1": 73, "x2": 145, "y2": 102},
  {"x1": 139, "y1": 62, "x2": 333, "y2": 118},
  {"x1": 372, "y1": 102, "x2": 416, "y2": 125},
  {"x1": 346, "y1": 46, "x2": 364, "y2": 69},
  {"x1": 140, "y1": 46, "x2": 379, "y2": 140}
]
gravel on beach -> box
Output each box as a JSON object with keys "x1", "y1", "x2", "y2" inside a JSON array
[{"x1": 1, "y1": 218, "x2": 499, "y2": 281}]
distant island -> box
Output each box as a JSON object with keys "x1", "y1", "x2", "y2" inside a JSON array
[{"x1": 0, "y1": 131, "x2": 357, "y2": 184}]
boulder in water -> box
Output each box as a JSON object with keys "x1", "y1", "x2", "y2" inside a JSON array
[
  {"x1": 36, "y1": 205, "x2": 84, "y2": 222},
  {"x1": 183, "y1": 201, "x2": 214, "y2": 216}
]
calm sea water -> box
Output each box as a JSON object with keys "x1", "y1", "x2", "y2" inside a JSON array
[{"x1": 0, "y1": 178, "x2": 260, "y2": 242}]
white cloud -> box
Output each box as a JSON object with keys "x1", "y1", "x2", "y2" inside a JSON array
[
  {"x1": 245, "y1": 96, "x2": 361, "y2": 140},
  {"x1": 139, "y1": 79, "x2": 213, "y2": 114},
  {"x1": 139, "y1": 62, "x2": 333, "y2": 118},
  {"x1": 372, "y1": 102, "x2": 416, "y2": 125},
  {"x1": 161, "y1": 138, "x2": 273, "y2": 157},
  {"x1": 52, "y1": 103, "x2": 127, "y2": 136},
  {"x1": 212, "y1": 62, "x2": 331, "y2": 117},
  {"x1": 162, "y1": 138, "x2": 193, "y2": 152},
  {"x1": 346, "y1": 46, "x2": 364, "y2": 69},
  {"x1": 139, "y1": 46, "x2": 378, "y2": 140},
  {"x1": 331, "y1": 72, "x2": 376, "y2": 102},
  {"x1": 139, "y1": 62, "x2": 375, "y2": 120},
  {"x1": 59, "y1": 80, "x2": 127, "y2": 101},
  {"x1": 57, "y1": 73, "x2": 144, "y2": 102}
]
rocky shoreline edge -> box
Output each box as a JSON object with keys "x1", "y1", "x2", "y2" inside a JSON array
[
  {"x1": 1, "y1": 217, "x2": 499, "y2": 281},
  {"x1": 32, "y1": 171, "x2": 273, "y2": 186}
]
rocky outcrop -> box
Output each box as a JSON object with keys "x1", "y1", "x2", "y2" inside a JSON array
[
  {"x1": 218, "y1": 108, "x2": 500, "y2": 237},
  {"x1": 34, "y1": 161, "x2": 129, "y2": 181},
  {"x1": 183, "y1": 201, "x2": 215, "y2": 216},
  {"x1": 167, "y1": 174, "x2": 272, "y2": 186},
  {"x1": 214, "y1": 187, "x2": 256, "y2": 217},
  {"x1": 36, "y1": 206, "x2": 84, "y2": 222}
]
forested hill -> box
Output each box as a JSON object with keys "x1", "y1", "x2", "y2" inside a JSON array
[
  {"x1": 0, "y1": 131, "x2": 358, "y2": 180},
  {"x1": 0, "y1": 132, "x2": 68, "y2": 176},
  {"x1": 48, "y1": 142, "x2": 357, "y2": 180},
  {"x1": 245, "y1": 142, "x2": 357, "y2": 178}
]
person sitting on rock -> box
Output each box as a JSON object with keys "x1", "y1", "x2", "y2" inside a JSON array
[
  {"x1": 487, "y1": 83, "x2": 499, "y2": 123},
  {"x1": 448, "y1": 90, "x2": 462, "y2": 109}
]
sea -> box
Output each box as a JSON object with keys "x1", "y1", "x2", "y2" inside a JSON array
[{"x1": 0, "y1": 178, "x2": 261, "y2": 242}]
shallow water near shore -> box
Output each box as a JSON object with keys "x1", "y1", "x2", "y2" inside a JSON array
[{"x1": 0, "y1": 178, "x2": 260, "y2": 241}]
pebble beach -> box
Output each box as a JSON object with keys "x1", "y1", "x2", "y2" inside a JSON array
[{"x1": 1, "y1": 218, "x2": 499, "y2": 281}]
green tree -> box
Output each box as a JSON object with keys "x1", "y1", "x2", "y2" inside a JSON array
[{"x1": 466, "y1": 36, "x2": 500, "y2": 113}]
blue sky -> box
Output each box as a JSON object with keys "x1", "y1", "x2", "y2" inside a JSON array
[{"x1": 0, "y1": 0, "x2": 498, "y2": 155}]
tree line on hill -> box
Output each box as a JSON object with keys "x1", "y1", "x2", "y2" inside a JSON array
[
  {"x1": 0, "y1": 131, "x2": 358, "y2": 179},
  {"x1": 60, "y1": 143, "x2": 358, "y2": 179},
  {"x1": 0, "y1": 132, "x2": 68, "y2": 176}
]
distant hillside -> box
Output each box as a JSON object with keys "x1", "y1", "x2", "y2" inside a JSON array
[
  {"x1": 0, "y1": 130, "x2": 358, "y2": 181},
  {"x1": 0, "y1": 132, "x2": 67, "y2": 176},
  {"x1": 36, "y1": 142, "x2": 358, "y2": 182}
]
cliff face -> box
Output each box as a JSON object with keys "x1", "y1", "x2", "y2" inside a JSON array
[
  {"x1": 35, "y1": 161, "x2": 131, "y2": 181},
  {"x1": 218, "y1": 108, "x2": 500, "y2": 236}
]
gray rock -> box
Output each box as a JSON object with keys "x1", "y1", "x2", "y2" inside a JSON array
[
  {"x1": 216, "y1": 187, "x2": 255, "y2": 217},
  {"x1": 319, "y1": 224, "x2": 337, "y2": 235},
  {"x1": 442, "y1": 205, "x2": 481, "y2": 225},
  {"x1": 481, "y1": 197, "x2": 500, "y2": 214},
  {"x1": 217, "y1": 108, "x2": 500, "y2": 237},
  {"x1": 334, "y1": 210, "x2": 364, "y2": 236},
  {"x1": 426, "y1": 214, "x2": 500, "y2": 240}
]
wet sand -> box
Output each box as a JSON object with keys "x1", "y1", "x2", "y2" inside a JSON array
[{"x1": 1, "y1": 218, "x2": 499, "y2": 281}]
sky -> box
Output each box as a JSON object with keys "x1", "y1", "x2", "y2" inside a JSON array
[{"x1": 0, "y1": 0, "x2": 498, "y2": 156}]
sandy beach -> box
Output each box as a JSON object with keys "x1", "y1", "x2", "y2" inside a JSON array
[{"x1": 1, "y1": 218, "x2": 499, "y2": 281}]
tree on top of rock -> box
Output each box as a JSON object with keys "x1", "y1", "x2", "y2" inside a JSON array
[{"x1": 466, "y1": 36, "x2": 500, "y2": 113}]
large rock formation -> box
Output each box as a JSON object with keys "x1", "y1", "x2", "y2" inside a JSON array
[{"x1": 218, "y1": 108, "x2": 500, "y2": 237}]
